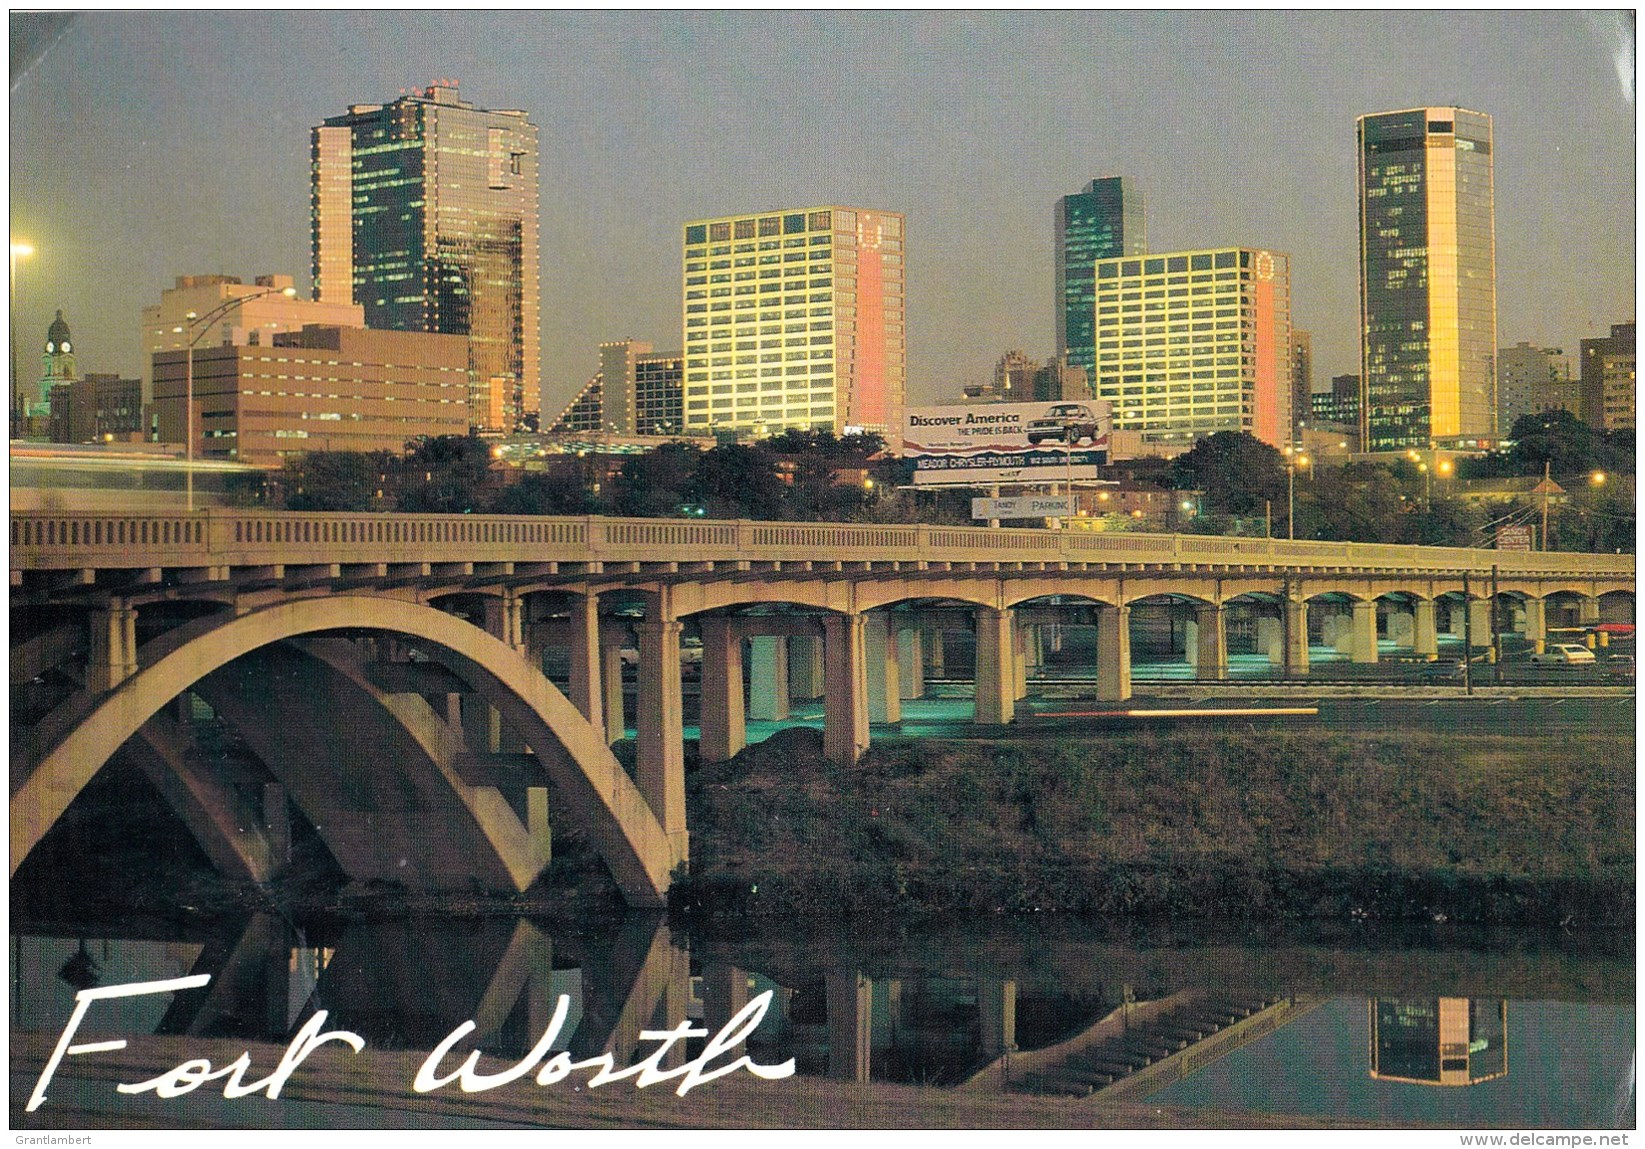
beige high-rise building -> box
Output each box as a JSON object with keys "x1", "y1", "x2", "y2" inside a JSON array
[
  {"x1": 1091, "y1": 246, "x2": 1292, "y2": 449},
  {"x1": 312, "y1": 82, "x2": 540, "y2": 432},
  {"x1": 681, "y1": 206, "x2": 905, "y2": 438}
]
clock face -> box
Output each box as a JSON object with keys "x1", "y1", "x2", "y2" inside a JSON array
[
  {"x1": 60, "y1": 341, "x2": 70, "y2": 353},
  {"x1": 45, "y1": 341, "x2": 54, "y2": 354}
]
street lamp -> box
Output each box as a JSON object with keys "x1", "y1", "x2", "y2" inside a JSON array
[
  {"x1": 174, "y1": 284, "x2": 297, "y2": 511},
  {"x1": 1284, "y1": 447, "x2": 1310, "y2": 540},
  {"x1": 10, "y1": 241, "x2": 35, "y2": 419}
]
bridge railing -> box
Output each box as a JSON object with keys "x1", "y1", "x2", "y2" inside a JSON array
[{"x1": 8, "y1": 510, "x2": 1635, "y2": 579}]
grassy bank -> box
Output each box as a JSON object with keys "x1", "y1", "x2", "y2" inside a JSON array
[{"x1": 678, "y1": 727, "x2": 1634, "y2": 927}]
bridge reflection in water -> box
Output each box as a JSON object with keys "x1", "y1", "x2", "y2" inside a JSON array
[{"x1": 8, "y1": 912, "x2": 1632, "y2": 1128}]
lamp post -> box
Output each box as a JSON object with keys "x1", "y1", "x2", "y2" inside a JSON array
[
  {"x1": 174, "y1": 285, "x2": 297, "y2": 511},
  {"x1": 10, "y1": 241, "x2": 34, "y2": 421},
  {"x1": 1284, "y1": 447, "x2": 1310, "y2": 540}
]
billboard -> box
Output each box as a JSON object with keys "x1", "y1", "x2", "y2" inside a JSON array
[
  {"x1": 1496, "y1": 525, "x2": 1533, "y2": 551},
  {"x1": 972, "y1": 495, "x2": 1075, "y2": 520},
  {"x1": 903, "y1": 400, "x2": 1111, "y2": 486}
]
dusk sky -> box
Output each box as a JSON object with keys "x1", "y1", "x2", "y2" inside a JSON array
[{"x1": 8, "y1": 10, "x2": 1637, "y2": 417}]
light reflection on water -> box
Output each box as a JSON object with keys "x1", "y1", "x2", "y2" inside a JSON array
[{"x1": 9, "y1": 911, "x2": 1633, "y2": 1128}]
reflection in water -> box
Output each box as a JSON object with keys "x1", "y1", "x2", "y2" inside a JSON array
[
  {"x1": 1370, "y1": 999, "x2": 1508, "y2": 1087},
  {"x1": 8, "y1": 912, "x2": 1633, "y2": 1129}
]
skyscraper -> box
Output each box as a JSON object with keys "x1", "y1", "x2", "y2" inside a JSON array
[
  {"x1": 1090, "y1": 247, "x2": 1291, "y2": 449},
  {"x1": 312, "y1": 82, "x2": 540, "y2": 432},
  {"x1": 1496, "y1": 342, "x2": 1571, "y2": 435},
  {"x1": 1055, "y1": 177, "x2": 1145, "y2": 388},
  {"x1": 1358, "y1": 107, "x2": 1497, "y2": 452},
  {"x1": 681, "y1": 206, "x2": 905, "y2": 437},
  {"x1": 1579, "y1": 322, "x2": 1635, "y2": 432}
]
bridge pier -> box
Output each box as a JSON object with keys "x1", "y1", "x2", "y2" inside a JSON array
[
  {"x1": 1284, "y1": 598, "x2": 1309, "y2": 674},
  {"x1": 698, "y1": 616, "x2": 745, "y2": 763},
  {"x1": 566, "y1": 593, "x2": 604, "y2": 731},
  {"x1": 1579, "y1": 595, "x2": 1602, "y2": 626},
  {"x1": 897, "y1": 628, "x2": 924, "y2": 700},
  {"x1": 823, "y1": 612, "x2": 870, "y2": 766},
  {"x1": 927, "y1": 628, "x2": 945, "y2": 676},
  {"x1": 1413, "y1": 598, "x2": 1439, "y2": 658},
  {"x1": 789, "y1": 634, "x2": 824, "y2": 701},
  {"x1": 748, "y1": 636, "x2": 789, "y2": 721},
  {"x1": 86, "y1": 601, "x2": 139, "y2": 693},
  {"x1": 636, "y1": 615, "x2": 687, "y2": 862},
  {"x1": 1095, "y1": 603, "x2": 1131, "y2": 701},
  {"x1": 973, "y1": 606, "x2": 1015, "y2": 725},
  {"x1": 1186, "y1": 602, "x2": 1227, "y2": 680},
  {"x1": 1256, "y1": 613, "x2": 1284, "y2": 663},
  {"x1": 1524, "y1": 596, "x2": 1547, "y2": 652},
  {"x1": 1012, "y1": 619, "x2": 1029, "y2": 700},
  {"x1": 1468, "y1": 599, "x2": 1492, "y2": 647},
  {"x1": 1351, "y1": 599, "x2": 1379, "y2": 663},
  {"x1": 826, "y1": 971, "x2": 874, "y2": 1082},
  {"x1": 978, "y1": 978, "x2": 1019, "y2": 1058},
  {"x1": 865, "y1": 613, "x2": 901, "y2": 725}
]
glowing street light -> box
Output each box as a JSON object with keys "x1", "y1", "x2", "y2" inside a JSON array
[
  {"x1": 176, "y1": 284, "x2": 297, "y2": 510},
  {"x1": 1284, "y1": 447, "x2": 1310, "y2": 540}
]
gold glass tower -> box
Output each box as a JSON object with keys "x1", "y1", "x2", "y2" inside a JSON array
[
  {"x1": 1358, "y1": 107, "x2": 1497, "y2": 452},
  {"x1": 681, "y1": 206, "x2": 905, "y2": 438},
  {"x1": 312, "y1": 82, "x2": 540, "y2": 432}
]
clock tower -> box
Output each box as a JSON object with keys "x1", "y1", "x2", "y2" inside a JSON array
[{"x1": 32, "y1": 309, "x2": 78, "y2": 416}]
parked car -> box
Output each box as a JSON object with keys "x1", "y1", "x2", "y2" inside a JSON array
[
  {"x1": 1604, "y1": 654, "x2": 1634, "y2": 679},
  {"x1": 1529, "y1": 643, "x2": 1597, "y2": 665},
  {"x1": 1025, "y1": 403, "x2": 1102, "y2": 446}
]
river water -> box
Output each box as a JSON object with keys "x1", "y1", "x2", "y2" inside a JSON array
[{"x1": 10, "y1": 906, "x2": 1632, "y2": 1130}]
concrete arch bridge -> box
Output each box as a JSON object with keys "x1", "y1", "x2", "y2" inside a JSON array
[{"x1": 11, "y1": 511, "x2": 1633, "y2": 906}]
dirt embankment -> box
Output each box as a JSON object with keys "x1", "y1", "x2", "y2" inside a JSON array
[{"x1": 675, "y1": 727, "x2": 1635, "y2": 927}]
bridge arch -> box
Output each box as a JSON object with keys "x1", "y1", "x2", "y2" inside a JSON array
[{"x1": 12, "y1": 595, "x2": 674, "y2": 905}]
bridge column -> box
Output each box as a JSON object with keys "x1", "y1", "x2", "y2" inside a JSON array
[
  {"x1": 601, "y1": 632, "x2": 626, "y2": 744},
  {"x1": 566, "y1": 593, "x2": 603, "y2": 730},
  {"x1": 1414, "y1": 598, "x2": 1439, "y2": 659},
  {"x1": 748, "y1": 637, "x2": 789, "y2": 722},
  {"x1": 86, "y1": 601, "x2": 139, "y2": 693},
  {"x1": 822, "y1": 613, "x2": 869, "y2": 766},
  {"x1": 1388, "y1": 603, "x2": 1416, "y2": 648},
  {"x1": 1188, "y1": 603, "x2": 1227, "y2": 680},
  {"x1": 973, "y1": 606, "x2": 1015, "y2": 725},
  {"x1": 698, "y1": 617, "x2": 745, "y2": 764},
  {"x1": 865, "y1": 614, "x2": 901, "y2": 724},
  {"x1": 897, "y1": 628, "x2": 924, "y2": 700},
  {"x1": 1578, "y1": 595, "x2": 1601, "y2": 626},
  {"x1": 482, "y1": 591, "x2": 526, "y2": 654},
  {"x1": 1524, "y1": 596, "x2": 1547, "y2": 653},
  {"x1": 1284, "y1": 599, "x2": 1310, "y2": 675},
  {"x1": 1467, "y1": 599, "x2": 1492, "y2": 648},
  {"x1": 635, "y1": 616, "x2": 687, "y2": 861},
  {"x1": 788, "y1": 635, "x2": 824, "y2": 701},
  {"x1": 978, "y1": 978, "x2": 1018, "y2": 1058},
  {"x1": 1351, "y1": 599, "x2": 1379, "y2": 664},
  {"x1": 1012, "y1": 620, "x2": 1029, "y2": 700},
  {"x1": 927, "y1": 628, "x2": 945, "y2": 676},
  {"x1": 700, "y1": 961, "x2": 750, "y2": 1037},
  {"x1": 1095, "y1": 604, "x2": 1131, "y2": 701},
  {"x1": 1257, "y1": 613, "x2": 1284, "y2": 664},
  {"x1": 826, "y1": 972, "x2": 873, "y2": 1083}
]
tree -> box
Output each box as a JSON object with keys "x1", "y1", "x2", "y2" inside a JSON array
[
  {"x1": 610, "y1": 441, "x2": 700, "y2": 517},
  {"x1": 488, "y1": 465, "x2": 599, "y2": 516},
  {"x1": 1506, "y1": 410, "x2": 1605, "y2": 477},
  {"x1": 1169, "y1": 432, "x2": 1286, "y2": 518},
  {"x1": 280, "y1": 451, "x2": 380, "y2": 512},
  {"x1": 687, "y1": 443, "x2": 787, "y2": 519}
]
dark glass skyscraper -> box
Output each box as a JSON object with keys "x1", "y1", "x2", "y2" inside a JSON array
[
  {"x1": 312, "y1": 83, "x2": 540, "y2": 431},
  {"x1": 1055, "y1": 177, "x2": 1145, "y2": 389},
  {"x1": 1358, "y1": 108, "x2": 1496, "y2": 452}
]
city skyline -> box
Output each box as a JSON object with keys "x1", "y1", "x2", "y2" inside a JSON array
[{"x1": 8, "y1": 11, "x2": 1636, "y2": 419}]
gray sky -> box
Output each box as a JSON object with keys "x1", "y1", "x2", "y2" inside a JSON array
[{"x1": 8, "y1": 10, "x2": 1636, "y2": 416}]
